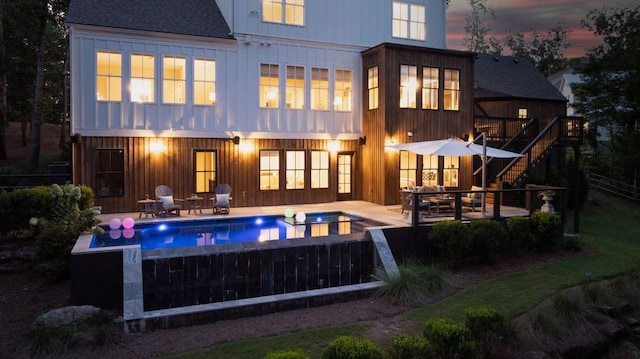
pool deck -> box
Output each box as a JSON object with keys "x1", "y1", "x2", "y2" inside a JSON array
[{"x1": 98, "y1": 200, "x2": 413, "y2": 229}]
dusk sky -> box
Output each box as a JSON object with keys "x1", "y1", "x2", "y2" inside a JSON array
[{"x1": 445, "y1": 0, "x2": 637, "y2": 58}]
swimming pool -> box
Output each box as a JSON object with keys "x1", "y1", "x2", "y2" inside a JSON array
[{"x1": 92, "y1": 211, "x2": 380, "y2": 250}]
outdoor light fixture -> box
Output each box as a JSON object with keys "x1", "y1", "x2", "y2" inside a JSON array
[
  {"x1": 358, "y1": 136, "x2": 366, "y2": 145},
  {"x1": 327, "y1": 141, "x2": 340, "y2": 152},
  {"x1": 232, "y1": 136, "x2": 240, "y2": 145},
  {"x1": 407, "y1": 131, "x2": 414, "y2": 137},
  {"x1": 150, "y1": 139, "x2": 165, "y2": 153}
]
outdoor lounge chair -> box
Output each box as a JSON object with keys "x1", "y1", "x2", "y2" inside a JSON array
[
  {"x1": 212, "y1": 183, "x2": 231, "y2": 214},
  {"x1": 462, "y1": 185, "x2": 483, "y2": 211},
  {"x1": 154, "y1": 185, "x2": 183, "y2": 216}
]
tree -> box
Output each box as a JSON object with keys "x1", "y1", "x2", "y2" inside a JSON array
[
  {"x1": 29, "y1": 0, "x2": 49, "y2": 171},
  {"x1": 0, "y1": 1, "x2": 7, "y2": 159},
  {"x1": 503, "y1": 26, "x2": 570, "y2": 76},
  {"x1": 462, "y1": 0, "x2": 501, "y2": 54},
  {"x1": 572, "y1": 6, "x2": 640, "y2": 184}
]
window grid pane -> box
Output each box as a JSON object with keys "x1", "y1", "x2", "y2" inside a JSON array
[
  {"x1": 194, "y1": 59, "x2": 216, "y2": 105},
  {"x1": 286, "y1": 65, "x2": 304, "y2": 109},
  {"x1": 311, "y1": 67, "x2": 329, "y2": 110},
  {"x1": 399, "y1": 150, "x2": 417, "y2": 188},
  {"x1": 368, "y1": 66, "x2": 379, "y2": 110},
  {"x1": 260, "y1": 64, "x2": 279, "y2": 108},
  {"x1": 97, "y1": 51, "x2": 122, "y2": 101},
  {"x1": 286, "y1": 150, "x2": 305, "y2": 189},
  {"x1": 260, "y1": 150, "x2": 280, "y2": 190},
  {"x1": 443, "y1": 156, "x2": 459, "y2": 187},
  {"x1": 334, "y1": 69, "x2": 352, "y2": 111},
  {"x1": 130, "y1": 54, "x2": 155, "y2": 103},
  {"x1": 311, "y1": 150, "x2": 329, "y2": 188},
  {"x1": 96, "y1": 149, "x2": 124, "y2": 197},
  {"x1": 422, "y1": 67, "x2": 439, "y2": 110},
  {"x1": 285, "y1": 0, "x2": 304, "y2": 25},
  {"x1": 163, "y1": 56, "x2": 186, "y2": 104},
  {"x1": 194, "y1": 150, "x2": 217, "y2": 193},
  {"x1": 422, "y1": 155, "x2": 438, "y2": 186},
  {"x1": 444, "y1": 69, "x2": 460, "y2": 111},
  {"x1": 262, "y1": 0, "x2": 283, "y2": 23},
  {"x1": 400, "y1": 65, "x2": 417, "y2": 109}
]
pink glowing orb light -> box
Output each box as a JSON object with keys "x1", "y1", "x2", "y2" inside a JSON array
[
  {"x1": 108, "y1": 218, "x2": 122, "y2": 230},
  {"x1": 122, "y1": 217, "x2": 135, "y2": 229}
]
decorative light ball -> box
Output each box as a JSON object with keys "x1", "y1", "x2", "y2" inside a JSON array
[
  {"x1": 284, "y1": 208, "x2": 295, "y2": 218},
  {"x1": 122, "y1": 217, "x2": 135, "y2": 229},
  {"x1": 109, "y1": 218, "x2": 122, "y2": 230},
  {"x1": 295, "y1": 212, "x2": 306, "y2": 223},
  {"x1": 122, "y1": 228, "x2": 135, "y2": 239},
  {"x1": 109, "y1": 229, "x2": 122, "y2": 240}
]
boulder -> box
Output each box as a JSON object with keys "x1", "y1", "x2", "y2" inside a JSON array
[{"x1": 31, "y1": 305, "x2": 105, "y2": 329}]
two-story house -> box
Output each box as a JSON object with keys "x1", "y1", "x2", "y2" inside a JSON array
[{"x1": 66, "y1": 0, "x2": 577, "y2": 214}]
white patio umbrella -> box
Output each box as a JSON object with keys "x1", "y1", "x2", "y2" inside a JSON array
[{"x1": 387, "y1": 134, "x2": 523, "y2": 216}]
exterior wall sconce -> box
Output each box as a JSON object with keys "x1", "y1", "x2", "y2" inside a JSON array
[
  {"x1": 150, "y1": 139, "x2": 165, "y2": 153},
  {"x1": 327, "y1": 140, "x2": 340, "y2": 152},
  {"x1": 407, "y1": 131, "x2": 414, "y2": 137},
  {"x1": 358, "y1": 136, "x2": 366, "y2": 145},
  {"x1": 232, "y1": 136, "x2": 240, "y2": 145},
  {"x1": 462, "y1": 133, "x2": 470, "y2": 141}
]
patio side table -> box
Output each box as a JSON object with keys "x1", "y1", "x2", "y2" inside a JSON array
[
  {"x1": 137, "y1": 199, "x2": 157, "y2": 218},
  {"x1": 185, "y1": 196, "x2": 203, "y2": 214}
]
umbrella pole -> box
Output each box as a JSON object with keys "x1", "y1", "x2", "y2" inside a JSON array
[{"x1": 481, "y1": 133, "x2": 487, "y2": 218}]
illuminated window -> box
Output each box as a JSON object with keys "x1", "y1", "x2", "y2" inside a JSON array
[
  {"x1": 96, "y1": 149, "x2": 124, "y2": 197},
  {"x1": 311, "y1": 151, "x2": 329, "y2": 189},
  {"x1": 260, "y1": 150, "x2": 280, "y2": 190},
  {"x1": 368, "y1": 66, "x2": 379, "y2": 110},
  {"x1": 311, "y1": 67, "x2": 328, "y2": 110},
  {"x1": 334, "y1": 69, "x2": 352, "y2": 111},
  {"x1": 392, "y1": 2, "x2": 425, "y2": 40},
  {"x1": 443, "y1": 69, "x2": 460, "y2": 111},
  {"x1": 422, "y1": 155, "x2": 438, "y2": 186},
  {"x1": 194, "y1": 59, "x2": 216, "y2": 105},
  {"x1": 260, "y1": 64, "x2": 279, "y2": 108},
  {"x1": 518, "y1": 108, "x2": 528, "y2": 119},
  {"x1": 422, "y1": 67, "x2": 439, "y2": 110},
  {"x1": 399, "y1": 150, "x2": 417, "y2": 188},
  {"x1": 163, "y1": 56, "x2": 185, "y2": 104},
  {"x1": 263, "y1": 0, "x2": 304, "y2": 26},
  {"x1": 130, "y1": 54, "x2": 154, "y2": 103},
  {"x1": 443, "y1": 156, "x2": 459, "y2": 187},
  {"x1": 194, "y1": 150, "x2": 216, "y2": 193},
  {"x1": 286, "y1": 150, "x2": 305, "y2": 189},
  {"x1": 286, "y1": 65, "x2": 304, "y2": 109},
  {"x1": 400, "y1": 65, "x2": 417, "y2": 108},
  {"x1": 96, "y1": 52, "x2": 122, "y2": 101}
]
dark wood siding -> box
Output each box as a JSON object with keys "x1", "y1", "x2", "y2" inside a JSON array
[{"x1": 73, "y1": 137, "x2": 361, "y2": 213}]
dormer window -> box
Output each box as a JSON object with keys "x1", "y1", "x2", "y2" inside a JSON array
[
  {"x1": 392, "y1": 2, "x2": 425, "y2": 41},
  {"x1": 263, "y1": 0, "x2": 304, "y2": 26}
]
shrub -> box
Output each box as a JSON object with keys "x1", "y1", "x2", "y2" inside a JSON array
[
  {"x1": 428, "y1": 220, "x2": 471, "y2": 267},
  {"x1": 552, "y1": 293, "x2": 585, "y2": 326},
  {"x1": 464, "y1": 307, "x2": 513, "y2": 358},
  {"x1": 0, "y1": 186, "x2": 52, "y2": 237},
  {"x1": 388, "y1": 335, "x2": 434, "y2": 359},
  {"x1": 530, "y1": 212, "x2": 563, "y2": 250},
  {"x1": 423, "y1": 318, "x2": 478, "y2": 359},
  {"x1": 562, "y1": 234, "x2": 581, "y2": 251},
  {"x1": 264, "y1": 349, "x2": 309, "y2": 359},
  {"x1": 322, "y1": 336, "x2": 384, "y2": 359},
  {"x1": 372, "y1": 259, "x2": 451, "y2": 305},
  {"x1": 31, "y1": 184, "x2": 102, "y2": 281},
  {"x1": 506, "y1": 216, "x2": 536, "y2": 252},
  {"x1": 469, "y1": 219, "x2": 508, "y2": 263}
]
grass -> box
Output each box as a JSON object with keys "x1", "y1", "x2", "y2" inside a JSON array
[{"x1": 169, "y1": 193, "x2": 640, "y2": 359}]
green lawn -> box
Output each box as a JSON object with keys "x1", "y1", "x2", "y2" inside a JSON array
[{"x1": 170, "y1": 193, "x2": 640, "y2": 359}]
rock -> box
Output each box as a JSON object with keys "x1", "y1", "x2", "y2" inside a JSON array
[{"x1": 31, "y1": 305, "x2": 105, "y2": 329}]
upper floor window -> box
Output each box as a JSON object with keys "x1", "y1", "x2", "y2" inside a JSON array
[
  {"x1": 130, "y1": 54, "x2": 154, "y2": 103},
  {"x1": 518, "y1": 108, "x2": 528, "y2": 119},
  {"x1": 260, "y1": 150, "x2": 280, "y2": 190},
  {"x1": 286, "y1": 150, "x2": 305, "y2": 189},
  {"x1": 194, "y1": 59, "x2": 216, "y2": 105},
  {"x1": 422, "y1": 67, "x2": 439, "y2": 110},
  {"x1": 400, "y1": 65, "x2": 417, "y2": 109},
  {"x1": 334, "y1": 69, "x2": 352, "y2": 111},
  {"x1": 194, "y1": 150, "x2": 216, "y2": 193},
  {"x1": 311, "y1": 67, "x2": 329, "y2": 110},
  {"x1": 260, "y1": 63, "x2": 279, "y2": 108},
  {"x1": 311, "y1": 151, "x2": 329, "y2": 189},
  {"x1": 443, "y1": 69, "x2": 460, "y2": 111},
  {"x1": 392, "y1": 2, "x2": 426, "y2": 40},
  {"x1": 286, "y1": 65, "x2": 305, "y2": 109},
  {"x1": 163, "y1": 56, "x2": 186, "y2": 104},
  {"x1": 96, "y1": 51, "x2": 122, "y2": 101},
  {"x1": 263, "y1": 0, "x2": 304, "y2": 26},
  {"x1": 368, "y1": 66, "x2": 379, "y2": 110}
]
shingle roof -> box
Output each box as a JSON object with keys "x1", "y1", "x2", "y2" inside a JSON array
[
  {"x1": 474, "y1": 53, "x2": 566, "y2": 102},
  {"x1": 66, "y1": 0, "x2": 233, "y2": 40}
]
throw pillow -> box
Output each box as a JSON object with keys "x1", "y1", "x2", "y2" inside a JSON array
[
  {"x1": 157, "y1": 195, "x2": 174, "y2": 207},
  {"x1": 216, "y1": 193, "x2": 229, "y2": 205}
]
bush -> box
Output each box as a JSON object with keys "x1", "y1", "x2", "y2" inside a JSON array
[
  {"x1": 31, "y1": 184, "x2": 102, "y2": 281},
  {"x1": 428, "y1": 221, "x2": 471, "y2": 267},
  {"x1": 530, "y1": 212, "x2": 563, "y2": 250},
  {"x1": 422, "y1": 318, "x2": 478, "y2": 359},
  {"x1": 388, "y1": 335, "x2": 434, "y2": 359},
  {"x1": 464, "y1": 307, "x2": 513, "y2": 358},
  {"x1": 372, "y1": 259, "x2": 451, "y2": 305},
  {"x1": 323, "y1": 336, "x2": 384, "y2": 359},
  {"x1": 264, "y1": 349, "x2": 309, "y2": 359},
  {"x1": 0, "y1": 186, "x2": 52, "y2": 237},
  {"x1": 506, "y1": 216, "x2": 536, "y2": 252},
  {"x1": 469, "y1": 219, "x2": 508, "y2": 263}
]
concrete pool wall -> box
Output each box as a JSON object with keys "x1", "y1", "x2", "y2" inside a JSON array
[{"x1": 71, "y1": 226, "x2": 400, "y2": 332}]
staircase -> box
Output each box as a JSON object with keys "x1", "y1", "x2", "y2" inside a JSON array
[{"x1": 475, "y1": 116, "x2": 583, "y2": 188}]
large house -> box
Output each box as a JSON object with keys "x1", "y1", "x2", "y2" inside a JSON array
[{"x1": 65, "y1": 0, "x2": 579, "y2": 214}]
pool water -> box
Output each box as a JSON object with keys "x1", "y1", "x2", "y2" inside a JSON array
[{"x1": 92, "y1": 212, "x2": 377, "y2": 250}]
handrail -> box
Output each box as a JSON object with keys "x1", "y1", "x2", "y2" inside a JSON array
[{"x1": 588, "y1": 171, "x2": 639, "y2": 202}]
